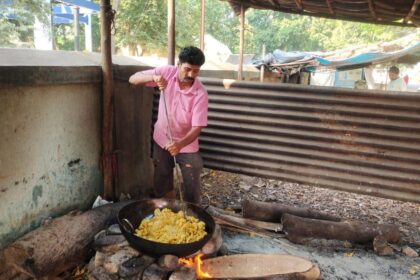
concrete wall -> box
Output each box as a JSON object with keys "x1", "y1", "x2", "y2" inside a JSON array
[
  {"x1": 0, "y1": 75, "x2": 103, "y2": 248},
  {"x1": 0, "y1": 49, "x2": 102, "y2": 248}
]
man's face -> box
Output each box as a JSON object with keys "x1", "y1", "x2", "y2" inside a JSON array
[
  {"x1": 178, "y1": 63, "x2": 201, "y2": 85},
  {"x1": 389, "y1": 71, "x2": 398, "y2": 81}
]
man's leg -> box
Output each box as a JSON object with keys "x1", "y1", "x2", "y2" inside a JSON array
[
  {"x1": 176, "y1": 152, "x2": 203, "y2": 204},
  {"x1": 152, "y1": 142, "x2": 174, "y2": 198}
]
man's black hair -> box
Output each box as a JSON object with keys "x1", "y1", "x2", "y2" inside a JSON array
[
  {"x1": 178, "y1": 46, "x2": 205, "y2": 66},
  {"x1": 389, "y1": 66, "x2": 400, "y2": 75}
]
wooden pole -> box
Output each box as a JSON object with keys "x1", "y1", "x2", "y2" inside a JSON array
[
  {"x1": 100, "y1": 0, "x2": 115, "y2": 200},
  {"x1": 200, "y1": 0, "x2": 205, "y2": 51},
  {"x1": 238, "y1": 4, "x2": 244, "y2": 80},
  {"x1": 260, "y1": 44, "x2": 265, "y2": 82},
  {"x1": 168, "y1": 0, "x2": 175, "y2": 65}
]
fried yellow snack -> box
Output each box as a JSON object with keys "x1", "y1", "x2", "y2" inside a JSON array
[{"x1": 134, "y1": 208, "x2": 207, "y2": 244}]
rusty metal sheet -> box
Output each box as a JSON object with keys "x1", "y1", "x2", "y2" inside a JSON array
[{"x1": 199, "y1": 78, "x2": 420, "y2": 203}]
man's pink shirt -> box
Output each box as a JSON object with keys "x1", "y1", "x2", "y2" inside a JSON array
[{"x1": 141, "y1": 65, "x2": 208, "y2": 153}]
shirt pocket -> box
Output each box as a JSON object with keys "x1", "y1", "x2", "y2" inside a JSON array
[{"x1": 176, "y1": 107, "x2": 192, "y2": 129}]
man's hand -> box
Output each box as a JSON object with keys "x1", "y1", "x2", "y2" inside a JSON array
[
  {"x1": 164, "y1": 142, "x2": 182, "y2": 156},
  {"x1": 153, "y1": 75, "x2": 168, "y2": 91}
]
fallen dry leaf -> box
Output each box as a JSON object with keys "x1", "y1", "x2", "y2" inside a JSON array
[{"x1": 409, "y1": 265, "x2": 418, "y2": 275}]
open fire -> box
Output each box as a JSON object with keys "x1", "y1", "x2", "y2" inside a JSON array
[{"x1": 179, "y1": 254, "x2": 212, "y2": 278}]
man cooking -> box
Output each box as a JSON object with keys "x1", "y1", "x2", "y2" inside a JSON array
[{"x1": 129, "y1": 46, "x2": 208, "y2": 204}]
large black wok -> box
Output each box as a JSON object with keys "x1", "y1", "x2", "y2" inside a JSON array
[{"x1": 118, "y1": 199, "x2": 215, "y2": 257}]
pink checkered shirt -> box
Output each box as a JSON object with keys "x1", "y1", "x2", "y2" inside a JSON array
[{"x1": 141, "y1": 65, "x2": 208, "y2": 153}]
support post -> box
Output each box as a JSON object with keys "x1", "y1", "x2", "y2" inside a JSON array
[
  {"x1": 260, "y1": 44, "x2": 265, "y2": 82},
  {"x1": 200, "y1": 0, "x2": 205, "y2": 51},
  {"x1": 85, "y1": 14, "x2": 93, "y2": 52},
  {"x1": 73, "y1": 6, "x2": 80, "y2": 51},
  {"x1": 168, "y1": 0, "x2": 175, "y2": 65},
  {"x1": 238, "y1": 4, "x2": 245, "y2": 80},
  {"x1": 100, "y1": 0, "x2": 115, "y2": 200}
]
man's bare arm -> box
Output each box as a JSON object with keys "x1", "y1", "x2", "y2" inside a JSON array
[
  {"x1": 165, "y1": 126, "x2": 203, "y2": 156},
  {"x1": 129, "y1": 72, "x2": 167, "y2": 90}
]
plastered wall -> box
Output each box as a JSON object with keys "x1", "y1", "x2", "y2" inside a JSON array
[{"x1": 0, "y1": 82, "x2": 102, "y2": 248}]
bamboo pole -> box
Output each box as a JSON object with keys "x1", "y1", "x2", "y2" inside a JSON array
[
  {"x1": 168, "y1": 0, "x2": 175, "y2": 65},
  {"x1": 100, "y1": 0, "x2": 115, "y2": 200}
]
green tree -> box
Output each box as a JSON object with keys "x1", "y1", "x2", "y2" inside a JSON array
[
  {"x1": 0, "y1": 0, "x2": 50, "y2": 47},
  {"x1": 111, "y1": 0, "x2": 413, "y2": 57},
  {"x1": 115, "y1": 0, "x2": 166, "y2": 55}
]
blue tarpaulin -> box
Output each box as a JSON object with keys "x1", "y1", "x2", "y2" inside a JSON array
[
  {"x1": 56, "y1": 0, "x2": 99, "y2": 12},
  {"x1": 254, "y1": 42, "x2": 420, "y2": 71},
  {"x1": 2, "y1": 0, "x2": 98, "y2": 24},
  {"x1": 317, "y1": 42, "x2": 420, "y2": 70}
]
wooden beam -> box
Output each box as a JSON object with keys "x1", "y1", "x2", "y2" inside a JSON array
[
  {"x1": 100, "y1": 0, "x2": 115, "y2": 201},
  {"x1": 367, "y1": 0, "x2": 377, "y2": 19},
  {"x1": 326, "y1": 0, "x2": 334, "y2": 14},
  {"x1": 200, "y1": 0, "x2": 205, "y2": 51},
  {"x1": 405, "y1": 0, "x2": 420, "y2": 23},
  {"x1": 167, "y1": 0, "x2": 175, "y2": 65}
]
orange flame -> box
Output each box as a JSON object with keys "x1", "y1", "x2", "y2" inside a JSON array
[{"x1": 179, "y1": 254, "x2": 212, "y2": 278}]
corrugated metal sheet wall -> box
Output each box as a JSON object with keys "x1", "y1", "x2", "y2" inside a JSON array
[{"x1": 198, "y1": 78, "x2": 420, "y2": 203}]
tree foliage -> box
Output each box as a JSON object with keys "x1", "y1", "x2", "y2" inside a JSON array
[
  {"x1": 0, "y1": 0, "x2": 413, "y2": 55},
  {"x1": 0, "y1": 0, "x2": 49, "y2": 47},
  {"x1": 115, "y1": 0, "x2": 167, "y2": 55},
  {"x1": 173, "y1": 1, "x2": 410, "y2": 56}
]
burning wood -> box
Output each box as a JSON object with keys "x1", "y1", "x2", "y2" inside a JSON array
[
  {"x1": 179, "y1": 254, "x2": 211, "y2": 279},
  {"x1": 86, "y1": 221, "x2": 222, "y2": 279}
]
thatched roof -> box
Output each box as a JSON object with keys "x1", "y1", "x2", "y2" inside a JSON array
[{"x1": 223, "y1": 0, "x2": 419, "y2": 27}]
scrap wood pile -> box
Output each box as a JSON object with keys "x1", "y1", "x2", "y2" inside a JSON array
[{"x1": 207, "y1": 198, "x2": 403, "y2": 256}]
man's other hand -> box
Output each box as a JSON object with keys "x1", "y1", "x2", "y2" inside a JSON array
[{"x1": 164, "y1": 142, "x2": 181, "y2": 156}]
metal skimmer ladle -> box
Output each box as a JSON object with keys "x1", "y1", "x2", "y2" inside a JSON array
[{"x1": 161, "y1": 90, "x2": 187, "y2": 212}]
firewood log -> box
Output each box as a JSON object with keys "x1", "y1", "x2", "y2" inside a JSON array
[
  {"x1": 282, "y1": 213, "x2": 400, "y2": 244},
  {"x1": 243, "y1": 199, "x2": 341, "y2": 222},
  {"x1": 0, "y1": 201, "x2": 132, "y2": 279},
  {"x1": 206, "y1": 205, "x2": 283, "y2": 237}
]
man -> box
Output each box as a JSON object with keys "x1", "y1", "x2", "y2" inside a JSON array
[
  {"x1": 129, "y1": 46, "x2": 207, "y2": 204},
  {"x1": 386, "y1": 66, "x2": 407, "y2": 92}
]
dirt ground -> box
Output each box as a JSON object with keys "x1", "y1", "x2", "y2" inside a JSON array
[
  {"x1": 201, "y1": 168, "x2": 420, "y2": 246},
  {"x1": 200, "y1": 168, "x2": 420, "y2": 279}
]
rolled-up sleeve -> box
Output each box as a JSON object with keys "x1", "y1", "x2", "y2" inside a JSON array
[{"x1": 141, "y1": 66, "x2": 168, "y2": 87}]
